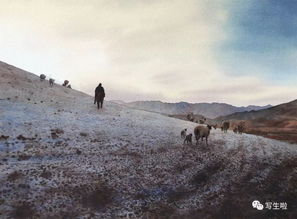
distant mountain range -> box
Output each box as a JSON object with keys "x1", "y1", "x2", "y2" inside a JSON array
[
  {"x1": 122, "y1": 101, "x2": 272, "y2": 119},
  {"x1": 214, "y1": 99, "x2": 297, "y2": 143},
  {"x1": 215, "y1": 99, "x2": 297, "y2": 122}
]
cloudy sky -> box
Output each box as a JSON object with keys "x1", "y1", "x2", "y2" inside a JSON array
[{"x1": 0, "y1": 0, "x2": 296, "y2": 106}]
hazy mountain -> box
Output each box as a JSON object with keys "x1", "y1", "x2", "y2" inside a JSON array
[
  {"x1": 126, "y1": 101, "x2": 272, "y2": 119},
  {"x1": 109, "y1": 99, "x2": 127, "y2": 105}
]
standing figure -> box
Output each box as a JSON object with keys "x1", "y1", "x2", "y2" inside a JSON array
[{"x1": 94, "y1": 83, "x2": 105, "y2": 109}]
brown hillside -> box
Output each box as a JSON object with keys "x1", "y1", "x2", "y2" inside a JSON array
[{"x1": 215, "y1": 100, "x2": 297, "y2": 143}]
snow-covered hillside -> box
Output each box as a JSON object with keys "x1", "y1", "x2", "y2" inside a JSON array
[{"x1": 1, "y1": 61, "x2": 297, "y2": 218}]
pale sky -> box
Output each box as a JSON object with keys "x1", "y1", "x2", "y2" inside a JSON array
[{"x1": 0, "y1": 0, "x2": 296, "y2": 106}]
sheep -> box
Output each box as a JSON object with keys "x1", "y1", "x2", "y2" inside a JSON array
[
  {"x1": 194, "y1": 125, "x2": 211, "y2": 145},
  {"x1": 222, "y1": 121, "x2": 230, "y2": 133},
  {"x1": 49, "y1": 78, "x2": 55, "y2": 86},
  {"x1": 233, "y1": 127, "x2": 238, "y2": 133},
  {"x1": 187, "y1": 113, "x2": 195, "y2": 122},
  {"x1": 40, "y1": 74, "x2": 46, "y2": 81},
  {"x1": 181, "y1": 128, "x2": 187, "y2": 139},
  {"x1": 62, "y1": 80, "x2": 69, "y2": 86},
  {"x1": 238, "y1": 122, "x2": 245, "y2": 134},
  {"x1": 184, "y1": 133, "x2": 192, "y2": 144}
]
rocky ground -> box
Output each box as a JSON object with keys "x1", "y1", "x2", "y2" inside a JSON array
[{"x1": 1, "y1": 61, "x2": 297, "y2": 218}]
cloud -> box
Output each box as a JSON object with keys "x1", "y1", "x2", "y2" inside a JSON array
[
  {"x1": 0, "y1": 0, "x2": 295, "y2": 106},
  {"x1": 181, "y1": 75, "x2": 297, "y2": 106}
]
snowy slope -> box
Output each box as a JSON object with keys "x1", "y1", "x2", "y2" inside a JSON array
[{"x1": 1, "y1": 61, "x2": 297, "y2": 218}]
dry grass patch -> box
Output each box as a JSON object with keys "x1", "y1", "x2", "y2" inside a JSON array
[
  {"x1": 10, "y1": 202, "x2": 36, "y2": 219},
  {"x1": 81, "y1": 184, "x2": 115, "y2": 211},
  {"x1": 7, "y1": 171, "x2": 23, "y2": 182}
]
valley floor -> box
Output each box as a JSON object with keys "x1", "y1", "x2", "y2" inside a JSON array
[{"x1": 1, "y1": 98, "x2": 297, "y2": 218}]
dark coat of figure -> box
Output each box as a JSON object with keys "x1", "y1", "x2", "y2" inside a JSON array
[
  {"x1": 94, "y1": 83, "x2": 105, "y2": 109},
  {"x1": 181, "y1": 128, "x2": 187, "y2": 139},
  {"x1": 184, "y1": 133, "x2": 192, "y2": 144}
]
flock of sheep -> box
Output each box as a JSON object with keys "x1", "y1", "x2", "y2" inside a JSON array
[
  {"x1": 40, "y1": 73, "x2": 247, "y2": 145},
  {"x1": 232, "y1": 121, "x2": 245, "y2": 134},
  {"x1": 181, "y1": 121, "x2": 245, "y2": 145},
  {"x1": 39, "y1": 74, "x2": 72, "y2": 89}
]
